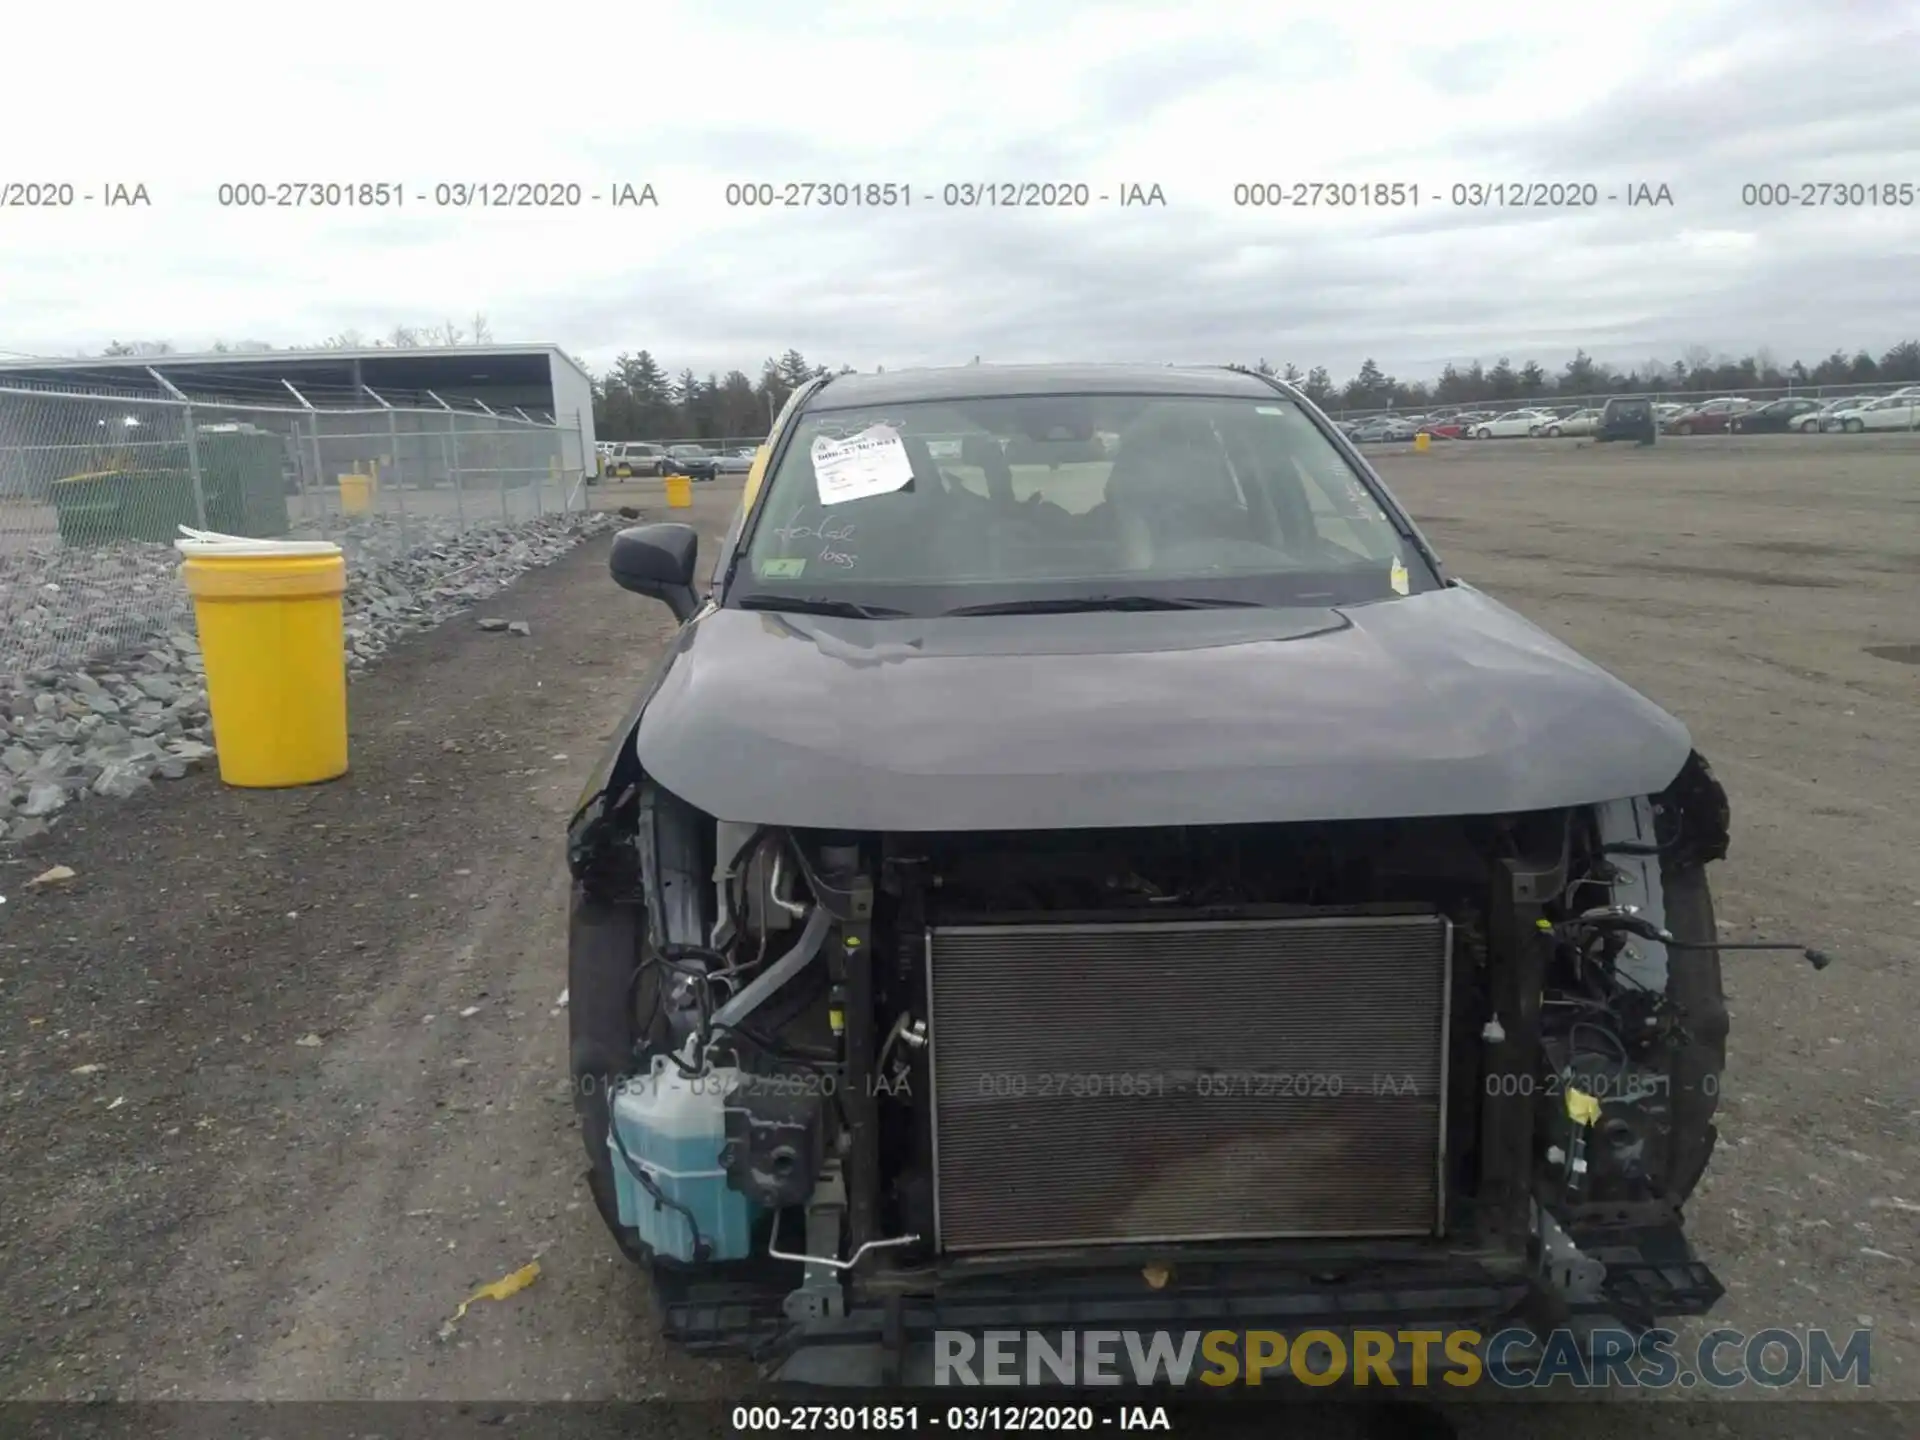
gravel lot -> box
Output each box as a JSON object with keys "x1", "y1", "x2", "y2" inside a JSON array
[{"x1": 0, "y1": 450, "x2": 1914, "y2": 1437}]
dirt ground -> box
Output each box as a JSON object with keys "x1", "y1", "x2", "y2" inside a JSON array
[{"x1": 1, "y1": 443, "x2": 1916, "y2": 1436}]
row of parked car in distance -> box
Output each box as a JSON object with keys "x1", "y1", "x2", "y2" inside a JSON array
[
  {"x1": 592, "y1": 440, "x2": 758, "y2": 481},
  {"x1": 592, "y1": 387, "x2": 1920, "y2": 477},
  {"x1": 1657, "y1": 389, "x2": 1920, "y2": 434},
  {"x1": 1338, "y1": 387, "x2": 1920, "y2": 443},
  {"x1": 1338, "y1": 402, "x2": 1650, "y2": 444}
]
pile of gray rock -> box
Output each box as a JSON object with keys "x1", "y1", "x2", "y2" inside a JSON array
[
  {"x1": 1, "y1": 638, "x2": 216, "y2": 844},
  {"x1": 1, "y1": 510, "x2": 616, "y2": 844},
  {"x1": 2, "y1": 538, "x2": 196, "y2": 684},
  {"x1": 331, "y1": 512, "x2": 614, "y2": 670}
]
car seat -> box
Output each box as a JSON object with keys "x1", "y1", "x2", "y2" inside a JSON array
[
  {"x1": 958, "y1": 434, "x2": 1016, "y2": 502},
  {"x1": 1101, "y1": 409, "x2": 1246, "y2": 565}
]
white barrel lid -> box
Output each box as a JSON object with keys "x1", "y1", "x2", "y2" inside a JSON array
[{"x1": 174, "y1": 525, "x2": 342, "y2": 557}]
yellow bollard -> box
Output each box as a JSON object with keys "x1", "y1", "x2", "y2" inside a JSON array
[
  {"x1": 176, "y1": 535, "x2": 349, "y2": 788},
  {"x1": 665, "y1": 474, "x2": 693, "y2": 508},
  {"x1": 1414, "y1": 431, "x2": 1431, "y2": 452},
  {"x1": 339, "y1": 473, "x2": 374, "y2": 513}
]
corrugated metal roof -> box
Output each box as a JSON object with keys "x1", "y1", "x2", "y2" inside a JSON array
[{"x1": 0, "y1": 343, "x2": 590, "y2": 384}]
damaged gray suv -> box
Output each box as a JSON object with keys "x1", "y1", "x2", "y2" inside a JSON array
[{"x1": 566, "y1": 363, "x2": 1793, "y2": 1384}]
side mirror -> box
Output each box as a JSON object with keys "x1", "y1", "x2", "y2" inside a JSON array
[{"x1": 610, "y1": 523, "x2": 700, "y2": 621}]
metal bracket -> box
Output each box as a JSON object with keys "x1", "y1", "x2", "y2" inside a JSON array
[
  {"x1": 1534, "y1": 1202, "x2": 1606, "y2": 1303},
  {"x1": 780, "y1": 1164, "x2": 847, "y2": 1321},
  {"x1": 786, "y1": 843, "x2": 874, "y2": 923},
  {"x1": 771, "y1": 1163, "x2": 922, "y2": 1321}
]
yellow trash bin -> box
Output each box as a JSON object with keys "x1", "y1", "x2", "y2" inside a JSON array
[
  {"x1": 175, "y1": 530, "x2": 349, "y2": 788},
  {"x1": 665, "y1": 474, "x2": 693, "y2": 508},
  {"x1": 339, "y1": 472, "x2": 374, "y2": 514},
  {"x1": 1414, "y1": 431, "x2": 1431, "y2": 452}
]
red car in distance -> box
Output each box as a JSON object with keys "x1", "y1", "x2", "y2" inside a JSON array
[
  {"x1": 1663, "y1": 397, "x2": 1755, "y2": 435},
  {"x1": 1417, "y1": 412, "x2": 1484, "y2": 440}
]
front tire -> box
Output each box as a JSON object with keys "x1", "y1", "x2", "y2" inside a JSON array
[
  {"x1": 1844, "y1": 418, "x2": 1864, "y2": 433},
  {"x1": 1661, "y1": 862, "x2": 1726, "y2": 1202},
  {"x1": 569, "y1": 884, "x2": 663, "y2": 1264},
  {"x1": 1475, "y1": 428, "x2": 1491, "y2": 440},
  {"x1": 1546, "y1": 426, "x2": 1562, "y2": 437}
]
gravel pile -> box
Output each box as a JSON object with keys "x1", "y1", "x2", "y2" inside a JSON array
[
  {"x1": 1, "y1": 510, "x2": 617, "y2": 844},
  {"x1": 329, "y1": 512, "x2": 615, "y2": 670}
]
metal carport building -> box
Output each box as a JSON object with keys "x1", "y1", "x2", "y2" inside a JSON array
[{"x1": 0, "y1": 343, "x2": 596, "y2": 460}]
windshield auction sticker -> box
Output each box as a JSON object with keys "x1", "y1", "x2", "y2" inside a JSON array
[{"x1": 813, "y1": 424, "x2": 915, "y2": 504}]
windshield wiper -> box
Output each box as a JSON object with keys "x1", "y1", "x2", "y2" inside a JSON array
[
  {"x1": 736, "y1": 594, "x2": 911, "y2": 619},
  {"x1": 942, "y1": 594, "x2": 1264, "y2": 617}
]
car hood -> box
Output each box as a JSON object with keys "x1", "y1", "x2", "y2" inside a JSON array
[{"x1": 633, "y1": 585, "x2": 1693, "y2": 831}]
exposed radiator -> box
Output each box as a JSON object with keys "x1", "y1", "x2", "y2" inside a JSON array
[{"x1": 926, "y1": 913, "x2": 1452, "y2": 1252}]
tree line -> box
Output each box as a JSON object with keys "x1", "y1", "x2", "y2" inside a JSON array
[
  {"x1": 595, "y1": 340, "x2": 1920, "y2": 438},
  {"x1": 100, "y1": 316, "x2": 497, "y2": 357},
  {"x1": 593, "y1": 349, "x2": 856, "y2": 442},
  {"x1": 1250, "y1": 339, "x2": 1920, "y2": 414}
]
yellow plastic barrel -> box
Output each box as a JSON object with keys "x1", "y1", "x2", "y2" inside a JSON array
[
  {"x1": 742, "y1": 445, "x2": 771, "y2": 510},
  {"x1": 665, "y1": 474, "x2": 693, "y2": 508},
  {"x1": 339, "y1": 473, "x2": 373, "y2": 514},
  {"x1": 175, "y1": 532, "x2": 348, "y2": 788},
  {"x1": 1414, "y1": 431, "x2": 1431, "y2": 452}
]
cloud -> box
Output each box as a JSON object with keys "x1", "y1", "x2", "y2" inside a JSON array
[{"x1": 2, "y1": 0, "x2": 1915, "y2": 382}]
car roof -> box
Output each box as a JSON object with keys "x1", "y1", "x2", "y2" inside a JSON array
[{"x1": 804, "y1": 363, "x2": 1279, "y2": 410}]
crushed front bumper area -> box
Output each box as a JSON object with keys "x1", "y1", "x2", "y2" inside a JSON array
[{"x1": 652, "y1": 1224, "x2": 1723, "y2": 1386}]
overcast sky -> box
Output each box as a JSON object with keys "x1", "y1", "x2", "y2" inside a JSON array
[{"x1": 5, "y1": 0, "x2": 1918, "y2": 383}]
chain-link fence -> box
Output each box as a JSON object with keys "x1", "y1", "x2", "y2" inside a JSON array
[{"x1": 0, "y1": 378, "x2": 590, "y2": 685}]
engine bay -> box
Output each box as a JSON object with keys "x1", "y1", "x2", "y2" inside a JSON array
[{"x1": 566, "y1": 749, "x2": 1761, "y2": 1352}]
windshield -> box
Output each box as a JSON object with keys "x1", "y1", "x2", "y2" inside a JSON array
[{"x1": 731, "y1": 392, "x2": 1437, "y2": 616}]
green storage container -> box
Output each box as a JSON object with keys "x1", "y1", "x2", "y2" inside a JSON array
[
  {"x1": 52, "y1": 469, "x2": 195, "y2": 545},
  {"x1": 199, "y1": 431, "x2": 291, "y2": 538},
  {"x1": 49, "y1": 431, "x2": 289, "y2": 547}
]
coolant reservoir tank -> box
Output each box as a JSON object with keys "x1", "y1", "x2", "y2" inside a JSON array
[{"x1": 608, "y1": 1055, "x2": 759, "y2": 1262}]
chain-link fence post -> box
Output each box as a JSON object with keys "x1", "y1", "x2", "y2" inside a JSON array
[
  {"x1": 288, "y1": 414, "x2": 313, "y2": 525},
  {"x1": 181, "y1": 402, "x2": 210, "y2": 530},
  {"x1": 534, "y1": 428, "x2": 547, "y2": 517},
  {"x1": 384, "y1": 405, "x2": 409, "y2": 548},
  {"x1": 498, "y1": 421, "x2": 510, "y2": 523},
  {"x1": 308, "y1": 416, "x2": 327, "y2": 534},
  {"x1": 574, "y1": 411, "x2": 589, "y2": 512},
  {"x1": 144, "y1": 367, "x2": 209, "y2": 531},
  {"x1": 444, "y1": 425, "x2": 464, "y2": 527}
]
